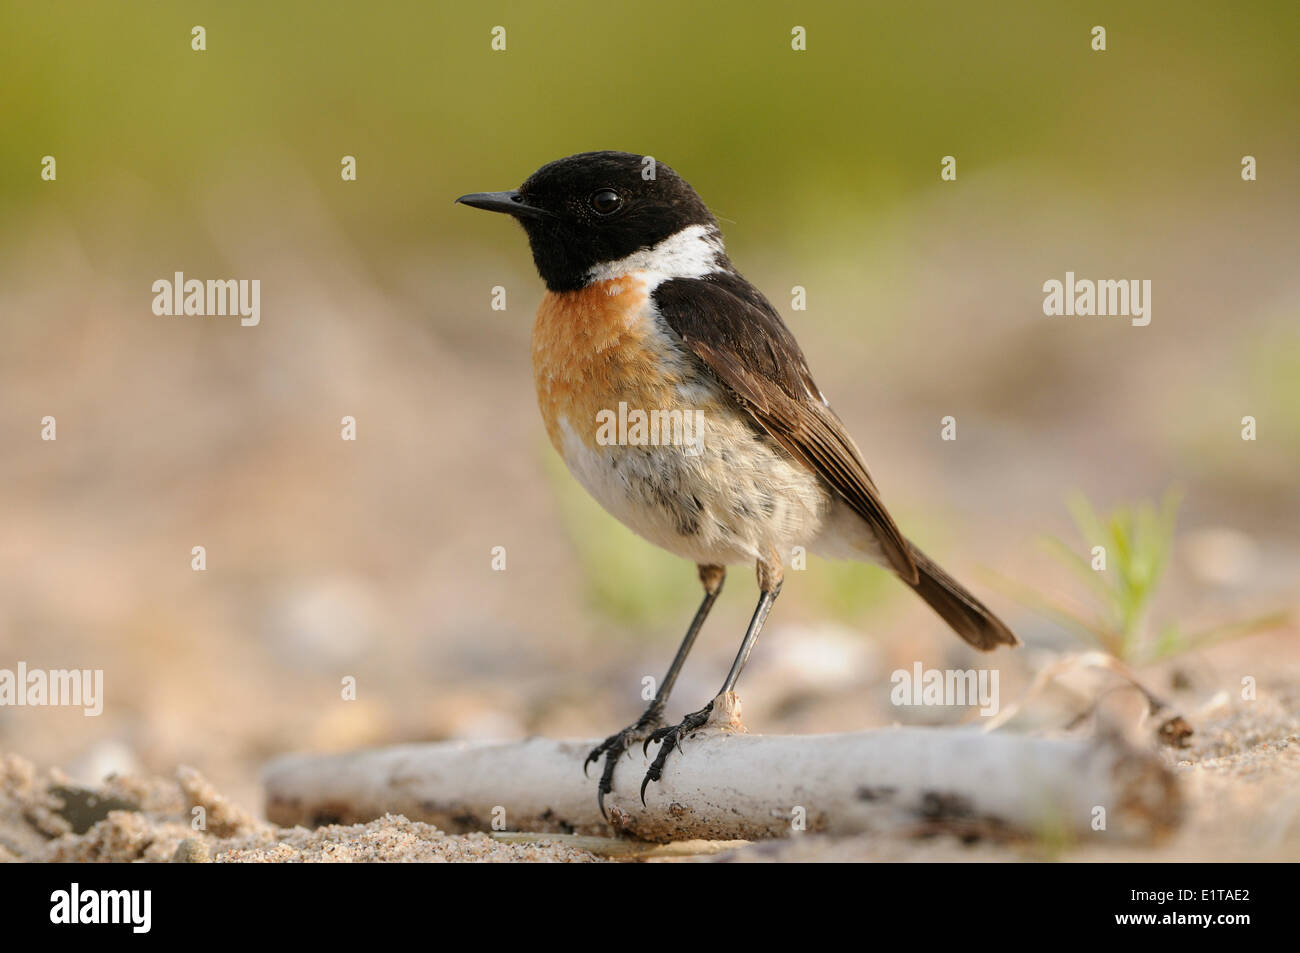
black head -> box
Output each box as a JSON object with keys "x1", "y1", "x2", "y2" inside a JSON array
[{"x1": 456, "y1": 151, "x2": 719, "y2": 291}]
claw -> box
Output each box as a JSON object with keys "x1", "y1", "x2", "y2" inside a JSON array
[
  {"x1": 583, "y1": 732, "x2": 619, "y2": 779},
  {"x1": 585, "y1": 708, "x2": 670, "y2": 815},
  {"x1": 637, "y1": 703, "x2": 715, "y2": 805},
  {"x1": 643, "y1": 724, "x2": 670, "y2": 756},
  {"x1": 596, "y1": 749, "x2": 620, "y2": 820},
  {"x1": 639, "y1": 734, "x2": 674, "y2": 805}
]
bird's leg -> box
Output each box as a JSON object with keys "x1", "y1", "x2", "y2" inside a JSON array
[
  {"x1": 585, "y1": 564, "x2": 724, "y2": 818},
  {"x1": 640, "y1": 554, "x2": 783, "y2": 805}
]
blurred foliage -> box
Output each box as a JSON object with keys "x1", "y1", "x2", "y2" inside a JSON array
[
  {"x1": 3, "y1": 0, "x2": 1298, "y2": 268},
  {"x1": 1044, "y1": 489, "x2": 1182, "y2": 658},
  {"x1": 1249, "y1": 330, "x2": 1300, "y2": 453},
  {"x1": 1003, "y1": 489, "x2": 1289, "y2": 662}
]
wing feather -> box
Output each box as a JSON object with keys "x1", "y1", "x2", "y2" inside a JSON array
[{"x1": 654, "y1": 275, "x2": 919, "y2": 582}]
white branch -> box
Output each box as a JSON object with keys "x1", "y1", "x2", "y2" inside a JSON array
[{"x1": 263, "y1": 694, "x2": 1181, "y2": 843}]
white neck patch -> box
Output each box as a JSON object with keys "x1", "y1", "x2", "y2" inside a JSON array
[{"x1": 585, "y1": 224, "x2": 725, "y2": 284}]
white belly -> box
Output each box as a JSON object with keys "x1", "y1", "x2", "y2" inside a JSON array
[{"x1": 555, "y1": 404, "x2": 831, "y2": 567}]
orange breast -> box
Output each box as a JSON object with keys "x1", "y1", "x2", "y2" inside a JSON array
[{"x1": 531, "y1": 275, "x2": 682, "y2": 452}]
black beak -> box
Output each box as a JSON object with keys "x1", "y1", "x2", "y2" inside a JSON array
[{"x1": 455, "y1": 190, "x2": 550, "y2": 220}]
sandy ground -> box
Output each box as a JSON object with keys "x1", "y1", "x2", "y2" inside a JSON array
[
  {"x1": 0, "y1": 758, "x2": 602, "y2": 863},
  {"x1": 3, "y1": 683, "x2": 1296, "y2": 863}
]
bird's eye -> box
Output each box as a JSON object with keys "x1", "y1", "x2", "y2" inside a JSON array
[{"x1": 589, "y1": 188, "x2": 623, "y2": 215}]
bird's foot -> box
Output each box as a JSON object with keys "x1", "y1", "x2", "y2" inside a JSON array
[
  {"x1": 639, "y1": 700, "x2": 715, "y2": 805},
  {"x1": 584, "y1": 706, "x2": 664, "y2": 819}
]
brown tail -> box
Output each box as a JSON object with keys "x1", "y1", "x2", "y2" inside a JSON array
[{"x1": 903, "y1": 542, "x2": 1019, "y2": 651}]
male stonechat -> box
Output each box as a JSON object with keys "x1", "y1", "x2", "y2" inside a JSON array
[{"x1": 457, "y1": 151, "x2": 1018, "y2": 815}]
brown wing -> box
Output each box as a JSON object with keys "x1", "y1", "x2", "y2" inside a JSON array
[{"x1": 653, "y1": 274, "x2": 919, "y2": 583}]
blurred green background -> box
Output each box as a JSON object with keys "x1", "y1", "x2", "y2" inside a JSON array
[{"x1": 1, "y1": 2, "x2": 1297, "y2": 811}]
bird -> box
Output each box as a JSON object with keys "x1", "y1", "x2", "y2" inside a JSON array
[{"x1": 456, "y1": 151, "x2": 1018, "y2": 815}]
